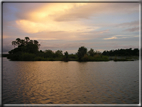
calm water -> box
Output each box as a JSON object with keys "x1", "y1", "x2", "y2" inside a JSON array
[{"x1": 3, "y1": 57, "x2": 139, "y2": 104}]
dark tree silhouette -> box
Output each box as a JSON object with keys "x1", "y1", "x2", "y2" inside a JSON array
[
  {"x1": 7, "y1": 37, "x2": 139, "y2": 61},
  {"x1": 44, "y1": 50, "x2": 54, "y2": 58},
  {"x1": 12, "y1": 41, "x2": 17, "y2": 48},
  {"x1": 64, "y1": 51, "x2": 69, "y2": 58},
  {"x1": 88, "y1": 48, "x2": 95, "y2": 56},
  {"x1": 64, "y1": 51, "x2": 69, "y2": 61},
  {"x1": 16, "y1": 38, "x2": 21, "y2": 46},
  {"x1": 25, "y1": 37, "x2": 30, "y2": 43},
  {"x1": 102, "y1": 48, "x2": 139, "y2": 56},
  {"x1": 55, "y1": 50, "x2": 63, "y2": 57},
  {"x1": 77, "y1": 46, "x2": 87, "y2": 61},
  {"x1": 8, "y1": 37, "x2": 41, "y2": 60}
]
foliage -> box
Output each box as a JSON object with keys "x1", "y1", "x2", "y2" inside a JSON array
[
  {"x1": 34, "y1": 56, "x2": 46, "y2": 61},
  {"x1": 68, "y1": 54, "x2": 78, "y2": 61},
  {"x1": 63, "y1": 51, "x2": 69, "y2": 61},
  {"x1": 55, "y1": 50, "x2": 63, "y2": 57},
  {"x1": 8, "y1": 52, "x2": 36, "y2": 61},
  {"x1": 102, "y1": 48, "x2": 139, "y2": 56},
  {"x1": 77, "y1": 46, "x2": 87, "y2": 61},
  {"x1": 6, "y1": 37, "x2": 139, "y2": 61},
  {"x1": 44, "y1": 50, "x2": 54, "y2": 58},
  {"x1": 88, "y1": 48, "x2": 95, "y2": 56},
  {"x1": 9, "y1": 37, "x2": 40, "y2": 55},
  {"x1": 20, "y1": 53, "x2": 36, "y2": 61},
  {"x1": 82, "y1": 54, "x2": 89, "y2": 61}
]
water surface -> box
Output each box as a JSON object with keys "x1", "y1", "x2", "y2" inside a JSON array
[{"x1": 3, "y1": 58, "x2": 139, "y2": 104}]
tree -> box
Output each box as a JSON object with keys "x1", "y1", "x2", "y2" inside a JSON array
[
  {"x1": 25, "y1": 37, "x2": 30, "y2": 43},
  {"x1": 55, "y1": 50, "x2": 63, "y2": 57},
  {"x1": 82, "y1": 54, "x2": 88, "y2": 61},
  {"x1": 10, "y1": 37, "x2": 40, "y2": 54},
  {"x1": 16, "y1": 38, "x2": 21, "y2": 46},
  {"x1": 77, "y1": 46, "x2": 87, "y2": 61},
  {"x1": 88, "y1": 48, "x2": 95, "y2": 56},
  {"x1": 20, "y1": 39, "x2": 25, "y2": 46},
  {"x1": 34, "y1": 40, "x2": 40, "y2": 49},
  {"x1": 64, "y1": 51, "x2": 69, "y2": 59},
  {"x1": 29, "y1": 40, "x2": 33, "y2": 44},
  {"x1": 12, "y1": 41, "x2": 17, "y2": 48},
  {"x1": 44, "y1": 50, "x2": 54, "y2": 58},
  {"x1": 26, "y1": 43, "x2": 38, "y2": 53},
  {"x1": 64, "y1": 51, "x2": 69, "y2": 61}
]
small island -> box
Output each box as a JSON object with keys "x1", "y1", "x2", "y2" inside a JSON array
[{"x1": 2, "y1": 37, "x2": 139, "y2": 61}]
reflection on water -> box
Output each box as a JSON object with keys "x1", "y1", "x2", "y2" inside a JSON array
[{"x1": 3, "y1": 58, "x2": 139, "y2": 104}]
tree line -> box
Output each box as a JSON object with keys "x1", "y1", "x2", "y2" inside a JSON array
[
  {"x1": 5, "y1": 37, "x2": 139, "y2": 61},
  {"x1": 102, "y1": 48, "x2": 139, "y2": 56}
]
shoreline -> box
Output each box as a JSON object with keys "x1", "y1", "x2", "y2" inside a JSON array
[{"x1": 2, "y1": 55, "x2": 139, "y2": 62}]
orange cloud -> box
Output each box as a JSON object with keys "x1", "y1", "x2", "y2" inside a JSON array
[
  {"x1": 16, "y1": 19, "x2": 99, "y2": 33},
  {"x1": 16, "y1": 20, "x2": 48, "y2": 33},
  {"x1": 15, "y1": 2, "x2": 139, "y2": 42},
  {"x1": 104, "y1": 36, "x2": 117, "y2": 40},
  {"x1": 24, "y1": 3, "x2": 87, "y2": 22},
  {"x1": 15, "y1": 3, "x2": 103, "y2": 34}
]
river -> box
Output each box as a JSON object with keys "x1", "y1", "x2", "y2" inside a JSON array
[{"x1": 2, "y1": 57, "x2": 139, "y2": 104}]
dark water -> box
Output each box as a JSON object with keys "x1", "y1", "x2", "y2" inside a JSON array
[{"x1": 3, "y1": 57, "x2": 139, "y2": 104}]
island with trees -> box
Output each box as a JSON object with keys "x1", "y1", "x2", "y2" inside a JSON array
[{"x1": 2, "y1": 37, "x2": 139, "y2": 61}]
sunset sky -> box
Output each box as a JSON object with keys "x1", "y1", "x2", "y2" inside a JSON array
[{"x1": 3, "y1": 1, "x2": 140, "y2": 54}]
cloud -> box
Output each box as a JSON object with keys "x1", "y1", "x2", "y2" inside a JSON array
[
  {"x1": 103, "y1": 34, "x2": 139, "y2": 40},
  {"x1": 15, "y1": 3, "x2": 87, "y2": 22},
  {"x1": 12, "y1": 3, "x2": 139, "y2": 34},
  {"x1": 3, "y1": 3, "x2": 139, "y2": 53},
  {"x1": 115, "y1": 20, "x2": 139, "y2": 28},
  {"x1": 14, "y1": 3, "x2": 97, "y2": 33},
  {"x1": 16, "y1": 20, "x2": 49, "y2": 33},
  {"x1": 30, "y1": 29, "x2": 111, "y2": 41},
  {"x1": 15, "y1": 19, "x2": 99, "y2": 33},
  {"x1": 53, "y1": 3, "x2": 138, "y2": 21},
  {"x1": 114, "y1": 20, "x2": 139, "y2": 33},
  {"x1": 124, "y1": 27, "x2": 139, "y2": 32},
  {"x1": 104, "y1": 36, "x2": 117, "y2": 40}
]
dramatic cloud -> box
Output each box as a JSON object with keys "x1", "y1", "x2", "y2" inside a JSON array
[
  {"x1": 16, "y1": 19, "x2": 100, "y2": 34},
  {"x1": 7, "y1": 3, "x2": 138, "y2": 34},
  {"x1": 3, "y1": 2, "x2": 140, "y2": 53},
  {"x1": 54, "y1": 3, "x2": 138, "y2": 21}
]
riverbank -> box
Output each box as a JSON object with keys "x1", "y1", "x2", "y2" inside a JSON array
[
  {"x1": 2, "y1": 54, "x2": 139, "y2": 61},
  {"x1": 109, "y1": 56, "x2": 139, "y2": 61}
]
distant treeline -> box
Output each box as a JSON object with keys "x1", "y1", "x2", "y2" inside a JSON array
[
  {"x1": 3, "y1": 37, "x2": 139, "y2": 61},
  {"x1": 102, "y1": 48, "x2": 139, "y2": 56}
]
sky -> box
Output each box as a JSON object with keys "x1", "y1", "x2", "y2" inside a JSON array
[{"x1": 2, "y1": 1, "x2": 140, "y2": 54}]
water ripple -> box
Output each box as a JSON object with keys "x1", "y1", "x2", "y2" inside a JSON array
[{"x1": 3, "y1": 58, "x2": 139, "y2": 104}]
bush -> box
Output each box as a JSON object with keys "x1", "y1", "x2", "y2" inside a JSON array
[
  {"x1": 47, "y1": 58, "x2": 55, "y2": 61},
  {"x1": 87, "y1": 55, "x2": 109, "y2": 61},
  {"x1": 8, "y1": 54, "x2": 21, "y2": 61},
  {"x1": 19, "y1": 53, "x2": 36, "y2": 61},
  {"x1": 82, "y1": 54, "x2": 88, "y2": 61},
  {"x1": 34, "y1": 56, "x2": 46, "y2": 61}
]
